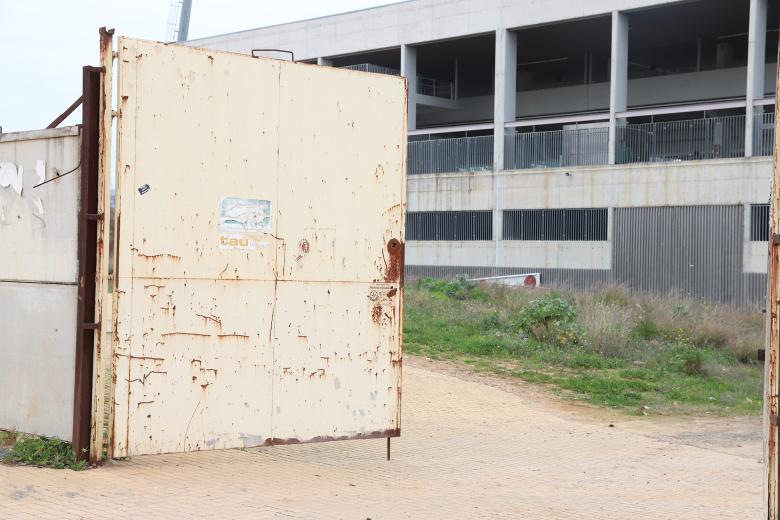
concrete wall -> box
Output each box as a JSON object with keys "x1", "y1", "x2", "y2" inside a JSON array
[
  {"x1": 0, "y1": 127, "x2": 81, "y2": 440},
  {"x1": 187, "y1": 0, "x2": 690, "y2": 62},
  {"x1": 408, "y1": 157, "x2": 771, "y2": 212},
  {"x1": 406, "y1": 157, "x2": 772, "y2": 305}
]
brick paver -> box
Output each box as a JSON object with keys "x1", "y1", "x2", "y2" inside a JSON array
[{"x1": 0, "y1": 359, "x2": 763, "y2": 519}]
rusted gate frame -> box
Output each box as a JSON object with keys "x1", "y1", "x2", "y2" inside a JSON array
[
  {"x1": 768, "y1": 27, "x2": 780, "y2": 520},
  {"x1": 71, "y1": 65, "x2": 102, "y2": 460},
  {"x1": 46, "y1": 95, "x2": 84, "y2": 129}
]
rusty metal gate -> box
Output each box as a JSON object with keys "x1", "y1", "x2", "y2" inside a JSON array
[{"x1": 102, "y1": 38, "x2": 407, "y2": 457}]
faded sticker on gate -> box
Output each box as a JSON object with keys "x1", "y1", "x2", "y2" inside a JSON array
[{"x1": 219, "y1": 197, "x2": 272, "y2": 250}]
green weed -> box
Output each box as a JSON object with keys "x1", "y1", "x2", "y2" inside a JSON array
[{"x1": 3, "y1": 436, "x2": 87, "y2": 471}]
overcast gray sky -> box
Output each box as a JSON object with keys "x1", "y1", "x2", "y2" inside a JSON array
[{"x1": 0, "y1": 0, "x2": 402, "y2": 132}]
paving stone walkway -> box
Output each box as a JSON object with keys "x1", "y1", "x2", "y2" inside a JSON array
[{"x1": 0, "y1": 358, "x2": 763, "y2": 519}]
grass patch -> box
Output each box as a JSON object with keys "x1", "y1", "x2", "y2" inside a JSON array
[
  {"x1": 404, "y1": 278, "x2": 764, "y2": 416},
  {"x1": 2, "y1": 435, "x2": 87, "y2": 471}
]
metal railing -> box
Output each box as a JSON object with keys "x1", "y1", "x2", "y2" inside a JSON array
[
  {"x1": 407, "y1": 113, "x2": 773, "y2": 176},
  {"x1": 616, "y1": 114, "x2": 746, "y2": 164},
  {"x1": 407, "y1": 135, "x2": 494, "y2": 175},
  {"x1": 753, "y1": 111, "x2": 775, "y2": 157},
  {"x1": 341, "y1": 63, "x2": 400, "y2": 75},
  {"x1": 338, "y1": 64, "x2": 456, "y2": 99},
  {"x1": 504, "y1": 127, "x2": 609, "y2": 170}
]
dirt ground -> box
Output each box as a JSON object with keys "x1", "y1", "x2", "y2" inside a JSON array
[{"x1": 0, "y1": 356, "x2": 763, "y2": 519}]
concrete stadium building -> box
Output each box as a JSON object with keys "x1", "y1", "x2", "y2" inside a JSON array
[{"x1": 190, "y1": 0, "x2": 780, "y2": 305}]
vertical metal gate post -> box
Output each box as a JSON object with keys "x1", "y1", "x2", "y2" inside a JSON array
[
  {"x1": 766, "y1": 27, "x2": 780, "y2": 520},
  {"x1": 71, "y1": 65, "x2": 101, "y2": 461},
  {"x1": 90, "y1": 27, "x2": 115, "y2": 463}
]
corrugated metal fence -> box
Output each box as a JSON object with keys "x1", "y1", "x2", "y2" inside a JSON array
[{"x1": 611, "y1": 205, "x2": 751, "y2": 304}]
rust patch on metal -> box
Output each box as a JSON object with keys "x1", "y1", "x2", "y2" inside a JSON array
[
  {"x1": 136, "y1": 252, "x2": 181, "y2": 262},
  {"x1": 298, "y1": 239, "x2": 310, "y2": 254},
  {"x1": 263, "y1": 428, "x2": 400, "y2": 446},
  {"x1": 308, "y1": 368, "x2": 326, "y2": 379},
  {"x1": 387, "y1": 287, "x2": 397, "y2": 298},
  {"x1": 161, "y1": 331, "x2": 210, "y2": 338},
  {"x1": 384, "y1": 238, "x2": 404, "y2": 286},
  {"x1": 196, "y1": 313, "x2": 222, "y2": 329},
  {"x1": 371, "y1": 303, "x2": 382, "y2": 324},
  {"x1": 217, "y1": 333, "x2": 250, "y2": 340}
]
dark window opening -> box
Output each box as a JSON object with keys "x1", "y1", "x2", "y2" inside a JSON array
[
  {"x1": 406, "y1": 211, "x2": 492, "y2": 241},
  {"x1": 502, "y1": 208, "x2": 608, "y2": 241},
  {"x1": 751, "y1": 204, "x2": 769, "y2": 242}
]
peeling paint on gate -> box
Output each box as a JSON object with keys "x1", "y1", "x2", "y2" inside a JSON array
[{"x1": 109, "y1": 37, "x2": 406, "y2": 457}]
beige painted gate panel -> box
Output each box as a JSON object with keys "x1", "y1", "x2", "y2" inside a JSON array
[
  {"x1": 270, "y1": 62, "x2": 405, "y2": 441},
  {"x1": 275, "y1": 62, "x2": 407, "y2": 283},
  {"x1": 111, "y1": 38, "x2": 406, "y2": 457},
  {"x1": 270, "y1": 281, "x2": 402, "y2": 441}
]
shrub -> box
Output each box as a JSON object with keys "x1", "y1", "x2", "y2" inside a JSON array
[
  {"x1": 577, "y1": 296, "x2": 636, "y2": 358},
  {"x1": 516, "y1": 294, "x2": 584, "y2": 348},
  {"x1": 673, "y1": 346, "x2": 707, "y2": 377},
  {"x1": 633, "y1": 317, "x2": 660, "y2": 340},
  {"x1": 415, "y1": 275, "x2": 485, "y2": 301}
]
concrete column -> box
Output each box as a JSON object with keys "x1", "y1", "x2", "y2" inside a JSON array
[
  {"x1": 401, "y1": 44, "x2": 417, "y2": 131},
  {"x1": 608, "y1": 11, "x2": 628, "y2": 165},
  {"x1": 316, "y1": 57, "x2": 333, "y2": 66},
  {"x1": 745, "y1": 0, "x2": 767, "y2": 157},
  {"x1": 492, "y1": 29, "x2": 517, "y2": 255},
  {"x1": 493, "y1": 28, "x2": 517, "y2": 173}
]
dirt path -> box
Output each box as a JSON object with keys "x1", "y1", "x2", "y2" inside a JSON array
[
  {"x1": 0, "y1": 356, "x2": 763, "y2": 519},
  {"x1": 408, "y1": 356, "x2": 763, "y2": 460}
]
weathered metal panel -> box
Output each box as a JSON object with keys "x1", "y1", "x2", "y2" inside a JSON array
[
  {"x1": 0, "y1": 127, "x2": 81, "y2": 440},
  {"x1": 0, "y1": 128, "x2": 81, "y2": 282},
  {"x1": 612, "y1": 205, "x2": 744, "y2": 303},
  {"x1": 110, "y1": 38, "x2": 406, "y2": 456}
]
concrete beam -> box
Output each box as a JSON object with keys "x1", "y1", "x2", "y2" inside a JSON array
[
  {"x1": 188, "y1": 0, "x2": 702, "y2": 64},
  {"x1": 608, "y1": 11, "x2": 628, "y2": 165},
  {"x1": 494, "y1": 28, "x2": 517, "y2": 172},
  {"x1": 745, "y1": 0, "x2": 767, "y2": 157},
  {"x1": 401, "y1": 44, "x2": 417, "y2": 131},
  {"x1": 493, "y1": 29, "x2": 517, "y2": 256},
  {"x1": 416, "y1": 94, "x2": 460, "y2": 110}
]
